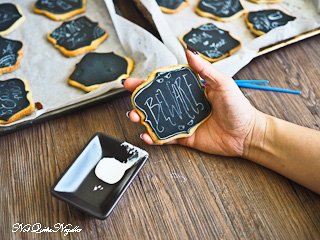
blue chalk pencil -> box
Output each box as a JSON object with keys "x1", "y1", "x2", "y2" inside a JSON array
[
  {"x1": 200, "y1": 79, "x2": 269, "y2": 84},
  {"x1": 235, "y1": 80, "x2": 269, "y2": 84},
  {"x1": 200, "y1": 79, "x2": 301, "y2": 95},
  {"x1": 236, "y1": 83, "x2": 301, "y2": 95}
]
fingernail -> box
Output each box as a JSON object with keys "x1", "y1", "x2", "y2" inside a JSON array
[
  {"x1": 139, "y1": 133, "x2": 144, "y2": 140},
  {"x1": 126, "y1": 111, "x2": 130, "y2": 118},
  {"x1": 121, "y1": 79, "x2": 126, "y2": 85},
  {"x1": 187, "y1": 45, "x2": 198, "y2": 55},
  {"x1": 35, "y1": 102, "x2": 43, "y2": 110}
]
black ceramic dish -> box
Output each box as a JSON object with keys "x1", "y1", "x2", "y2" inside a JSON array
[{"x1": 51, "y1": 133, "x2": 149, "y2": 219}]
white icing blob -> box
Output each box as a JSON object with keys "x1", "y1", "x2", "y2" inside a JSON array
[
  {"x1": 95, "y1": 157, "x2": 129, "y2": 184},
  {"x1": 94, "y1": 142, "x2": 149, "y2": 185}
]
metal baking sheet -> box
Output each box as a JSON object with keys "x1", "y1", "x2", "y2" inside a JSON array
[
  {"x1": 0, "y1": 0, "x2": 164, "y2": 135},
  {"x1": 132, "y1": 0, "x2": 320, "y2": 77}
]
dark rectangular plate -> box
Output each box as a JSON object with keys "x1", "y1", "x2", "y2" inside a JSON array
[{"x1": 51, "y1": 133, "x2": 149, "y2": 220}]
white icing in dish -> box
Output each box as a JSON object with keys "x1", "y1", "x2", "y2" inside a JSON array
[{"x1": 94, "y1": 142, "x2": 148, "y2": 185}]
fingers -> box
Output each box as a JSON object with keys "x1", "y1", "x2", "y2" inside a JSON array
[
  {"x1": 140, "y1": 133, "x2": 154, "y2": 145},
  {"x1": 139, "y1": 133, "x2": 179, "y2": 145},
  {"x1": 123, "y1": 78, "x2": 145, "y2": 92},
  {"x1": 185, "y1": 48, "x2": 235, "y2": 89},
  {"x1": 128, "y1": 109, "x2": 140, "y2": 123}
]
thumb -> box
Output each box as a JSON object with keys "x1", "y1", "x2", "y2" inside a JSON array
[{"x1": 186, "y1": 47, "x2": 235, "y2": 89}]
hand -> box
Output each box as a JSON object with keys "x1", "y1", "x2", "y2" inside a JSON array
[{"x1": 124, "y1": 49, "x2": 265, "y2": 157}]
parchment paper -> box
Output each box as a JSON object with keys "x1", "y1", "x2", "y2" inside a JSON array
[
  {"x1": 135, "y1": 0, "x2": 320, "y2": 76},
  {"x1": 1, "y1": 0, "x2": 177, "y2": 127}
]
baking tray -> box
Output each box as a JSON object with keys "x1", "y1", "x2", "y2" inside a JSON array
[
  {"x1": 0, "y1": 0, "x2": 147, "y2": 136},
  {"x1": 1, "y1": 0, "x2": 319, "y2": 136},
  {"x1": 129, "y1": 0, "x2": 320, "y2": 73},
  {"x1": 257, "y1": 27, "x2": 320, "y2": 56},
  {"x1": 122, "y1": 1, "x2": 320, "y2": 57}
]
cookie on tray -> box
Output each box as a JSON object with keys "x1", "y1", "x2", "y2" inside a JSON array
[
  {"x1": 68, "y1": 52, "x2": 134, "y2": 92},
  {"x1": 195, "y1": 0, "x2": 245, "y2": 22},
  {"x1": 245, "y1": 9, "x2": 296, "y2": 36},
  {"x1": 156, "y1": 0, "x2": 188, "y2": 14},
  {"x1": 179, "y1": 23, "x2": 241, "y2": 62},
  {"x1": 0, "y1": 37, "x2": 23, "y2": 75},
  {"x1": 33, "y1": 0, "x2": 86, "y2": 21},
  {"x1": 47, "y1": 16, "x2": 108, "y2": 57},
  {"x1": 0, "y1": 3, "x2": 25, "y2": 36},
  {"x1": 132, "y1": 65, "x2": 212, "y2": 144},
  {"x1": 0, "y1": 78, "x2": 35, "y2": 125}
]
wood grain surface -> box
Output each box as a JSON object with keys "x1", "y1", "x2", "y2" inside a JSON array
[{"x1": 1, "y1": 2, "x2": 320, "y2": 240}]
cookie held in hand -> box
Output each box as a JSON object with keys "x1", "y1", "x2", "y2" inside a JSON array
[
  {"x1": 33, "y1": 0, "x2": 86, "y2": 21},
  {"x1": 132, "y1": 65, "x2": 212, "y2": 144},
  {"x1": 0, "y1": 37, "x2": 23, "y2": 75},
  {"x1": 0, "y1": 3, "x2": 25, "y2": 36},
  {"x1": 0, "y1": 78, "x2": 34, "y2": 125},
  {"x1": 68, "y1": 52, "x2": 134, "y2": 92},
  {"x1": 245, "y1": 9, "x2": 296, "y2": 36},
  {"x1": 48, "y1": 16, "x2": 108, "y2": 57},
  {"x1": 195, "y1": 0, "x2": 244, "y2": 22},
  {"x1": 179, "y1": 23, "x2": 241, "y2": 62},
  {"x1": 156, "y1": 0, "x2": 188, "y2": 14}
]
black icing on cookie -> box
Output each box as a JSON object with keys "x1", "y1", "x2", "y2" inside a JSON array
[
  {"x1": 181, "y1": 23, "x2": 240, "y2": 62},
  {"x1": 48, "y1": 16, "x2": 107, "y2": 56},
  {"x1": 0, "y1": 78, "x2": 31, "y2": 122},
  {"x1": 247, "y1": 9, "x2": 296, "y2": 35},
  {"x1": 0, "y1": 37, "x2": 23, "y2": 73},
  {"x1": 69, "y1": 52, "x2": 133, "y2": 92},
  {"x1": 0, "y1": 3, "x2": 23, "y2": 35},
  {"x1": 156, "y1": 0, "x2": 186, "y2": 11},
  {"x1": 197, "y1": 0, "x2": 244, "y2": 20},
  {"x1": 35, "y1": 0, "x2": 84, "y2": 14},
  {"x1": 133, "y1": 66, "x2": 211, "y2": 143}
]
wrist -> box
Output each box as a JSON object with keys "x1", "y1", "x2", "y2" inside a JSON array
[{"x1": 243, "y1": 110, "x2": 269, "y2": 160}]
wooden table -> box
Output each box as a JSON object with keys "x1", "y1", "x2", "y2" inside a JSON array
[{"x1": 1, "y1": 3, "x2": 320, "y2": 240}]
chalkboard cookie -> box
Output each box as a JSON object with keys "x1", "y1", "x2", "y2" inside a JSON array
[
  {"x1": 0, "y1": 37, "x2": 23, "y2": 75},
  {"x1": 0, "y1": 3, "x2": 25, "y2": 36},
  {"x1": 68, "y1": 52, "x2": 134, "y2": 92},
  {"x1": 0, "y1": 78, "x2": 34, "y2": 125},
  {"x1": 132, "y1": 65, "x2": 212, "y2": 144},
  {"x1": 47, "y1": 16, "x2": 108, "y2": 57},
  {"x1": 195, "y1": 0, "x2": 245, "y2": 22},
  {"x1": 156, "y1": 0, "x2": 188, "y2": 14},
  {"x1": 179, "y1": 23, "x2": 241, "y2": 63},
  {"x1": 245, "y1": 9, "x2": 296, "y2": 36},
  {"x1": 33, "y1": 0, "x2": 86, "y2": 21}
]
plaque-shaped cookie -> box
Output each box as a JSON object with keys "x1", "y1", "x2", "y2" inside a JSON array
[
  {"x1": 0, "y1": 78, "x2": 34, "y2": 124},
  {"x1": 34, "y1": 0, "x2": 86, "y2": 21},
  {"x1": 179, "y1": 23, "x2": 241, "y2": 62},
  {"x1": 0, "y1": 3, "x2": 25, "y2": 36},
  {"x1": 156, "y1": 0, "x2": 188, "y2": 14},
  {"x1": 132, "y1": 65, "x2": 212, "y2": 144},
  {"x1": 68, "y1": 52, "x2": 134, "y2": 92},
  {"x1": 195, "y1": 0, "x2": 244, "y2": 21},
  {"x1": 245, "y1": 9, "x2": 296, "y2": 36},
  {"x1": 48, "y1": 16, "x2": 108, "y2": 57},
  {"x1": 0, "y1": 37, "x2": 23, "y2": 75}
]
